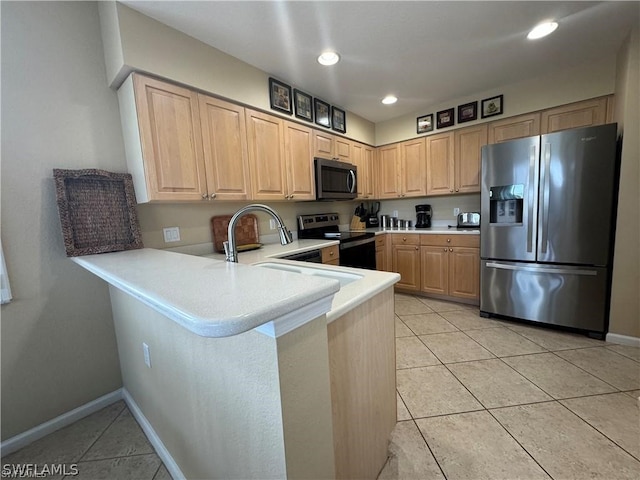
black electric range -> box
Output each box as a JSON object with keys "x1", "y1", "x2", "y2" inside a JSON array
[{"x1": 297, "y1": 213, "x2": 376, "y2": 269}]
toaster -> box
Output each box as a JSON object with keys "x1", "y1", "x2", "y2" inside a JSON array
[{"x1": 457, "y1": 212, "x2": 480, "y2": 228}]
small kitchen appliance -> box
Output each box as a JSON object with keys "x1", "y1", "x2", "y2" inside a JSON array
[
  {"x1": 314, "y1": 158, "x2": 357, "y2": 200},
  {"x1": 366, "y1": 201, "x2": 380, "y2": 228},
  {"x1": 415, "y1": 204, "x2": 432, "y2": 229},
  {"x1": 457, "y1": 212, "x2": 480, "y2": 228}
]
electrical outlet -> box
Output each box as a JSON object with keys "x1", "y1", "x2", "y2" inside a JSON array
[
  {"x1": 163, "y1": 227, "x2": 180, "y2": 243},
  {"x1": 143, "y1": 342, "x2": 151, "y2": 368},
  {"x1": 269, "y1": 219, "x2": 276, "y2": 230},
  {"x1": 392, "y1": 210, "x2": 398, "y2": 217},
  {"x1": 454, "y1": 208, "x2": 460, "y2": 216}
]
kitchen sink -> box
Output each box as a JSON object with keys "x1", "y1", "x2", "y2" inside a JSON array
[{"x1": 256, "y1": 262, "x2": 363, "y2": 287}]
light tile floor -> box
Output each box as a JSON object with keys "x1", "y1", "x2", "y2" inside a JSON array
[
  {"x1": 381, "y1": 293, "x2": 640, "y2": 480},
  {"x1": 3, "y1": 293, "x2": 639, "y2": 480}
]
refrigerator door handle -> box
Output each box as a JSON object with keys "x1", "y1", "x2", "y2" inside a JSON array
[
  {"x1": 527, "y1": 145, "x2": 537, "y2": 253},
  {"x1": 485, "y1": 262, "x2": 598, "y2": 276},
  {"x1": 540, "y1": 143, "x2": 551, "y2": 253}
]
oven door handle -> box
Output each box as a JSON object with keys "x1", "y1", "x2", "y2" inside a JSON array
[{"x1": 339, "y1": 237, "x2": 375, "y2": 250}]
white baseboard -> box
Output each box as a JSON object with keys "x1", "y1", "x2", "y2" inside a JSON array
[
  {"x1": 1, "y1": 389, "x2": 124, "y2": 457},
  {"x1": 606, "y1": 332, "x2": 640, "y2": 347},
  {"x1": 122, "y1": 389, "x2": 185, "y2": 480}
]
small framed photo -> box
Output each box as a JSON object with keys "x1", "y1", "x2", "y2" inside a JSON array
[
  {"x1": 436, "y1": 108, "x2": 455, "y2": 129},
  {"x1": 269, "y1": 77, "x2": 292, "y2": 115},
  {"x1": 417, "y1": 114, "x2": 433, "y2": 134},
  {"x1": 314, "y1": 98, "x2": 331, "y2": 128},
  {"x1": 481, "y1": 94, "x2": 503, "y2": 118},
  {"x1": 458, "y1": 101, "x2": 478, "y2": 123},
  {"x1": 293, "y1": 89, "x2": 313, "y2": 122},
  {"x1": 332, "y1": 106, "x2": 346, "y2": 133}
]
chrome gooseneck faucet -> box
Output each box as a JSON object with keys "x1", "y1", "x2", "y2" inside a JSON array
[{"x1": 223, "y1": 204, "x2": 293, "y2": 263}]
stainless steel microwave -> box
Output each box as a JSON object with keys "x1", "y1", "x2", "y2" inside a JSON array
[{"x1": 314, "y1": 158, "x2": 357, "y2": 200}]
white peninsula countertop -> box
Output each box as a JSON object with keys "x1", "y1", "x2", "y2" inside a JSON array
[{"x1": 72, "y1": 244, "x2": 399, "y2": 337}]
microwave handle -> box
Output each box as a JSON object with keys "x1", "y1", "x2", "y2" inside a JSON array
[{"x1": 347, "y1": 169, "x2": 356, "y2": 193}]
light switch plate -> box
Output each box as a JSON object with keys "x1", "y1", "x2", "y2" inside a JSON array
[{"x1": 163, "y1": 227, "x2": 180, "y2": 243}]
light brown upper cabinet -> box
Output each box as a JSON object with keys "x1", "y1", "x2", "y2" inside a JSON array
[
  {"x1": 488, "y1": 112, "x2": 541, "y2": 144},
  {"x1": 119, "y1": 73, "x2": 208, "y2": 202},
  {"x1": 283, "y1": 121, "x2": 315, "y2": 200},
  {"x1": 335, "y1": 137, "x2": 352, "y2": 162},
  {"x1": 352, "y1": 142, "x2": 375, "y2": 199},
  {"x1": 376, "y1": 139, "x2": 426, "y2": 199},
  {"x1": 313, "y1": 130, "x2": 335, "y2": 158},
  {"x1": 540, "y1": 96, "x2": 613, "y2": 134},
  {"x1": 454, "y1": 124, "x2": 487, "y2": 194},
  {"x1": 246, "y1": 109, "x2": 315, "y2": 201},
  {"x1": 376, "y1": 144, "x2": 401, "y2": 198},
  {"x1": 198, "y1": 95, "x2": 251, "y2": 201},
  {"x1": 400, "y1": 138, "x2": 427, "y2": 197},
  {"x1": 425, "y1": 132, "x2": 454, "y2": 196},
  {"x1": 246, "y1": 109, "x2": 286, "y2": 201}
]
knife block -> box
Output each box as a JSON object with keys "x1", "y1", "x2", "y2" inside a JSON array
[{"x1": 350, "y1": 216, "x2": 366, "y2": 230}]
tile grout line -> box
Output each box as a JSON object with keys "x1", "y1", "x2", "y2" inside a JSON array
[
  {"x1": 410, "y1": 418, "x2": 449, "y2": 480},
  {"x1": 74, "y1": 402, "x2": 127, "y2": 464},
  {"x1": 547, "y1": 349, "x2": 627, "y2": 392},
  {"x1": 555, "y1": 399, "x2": 640, "y2": 464}
]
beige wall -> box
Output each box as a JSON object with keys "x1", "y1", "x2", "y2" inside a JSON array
[
  {"x1": 1, "y1": 2, "x2": 124, "y2": 440},
  {"x1": 610, "y1": 26, "x2": 640, "y2": 338},
  {"x1": 375, "y1": 59, "x2": 617, "y2": 146},
  {"x1": 99, "y1": 2, "x2": 376, "y2": 145}
]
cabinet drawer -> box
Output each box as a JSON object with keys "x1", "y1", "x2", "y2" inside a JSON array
[
  {"x1": 392, "y1": 234, "x2": 419, "y2": 245},
  {"x1": 321, "y1": 244, "x2": 340, "y2": 263},
  {"x1": 375, "y1": 235, "x2": 386, "y2": 247},
  {"x1": 420, "y1": 234, "x2": 479, "y2": 248}
]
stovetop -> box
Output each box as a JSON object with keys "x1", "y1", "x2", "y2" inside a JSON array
[{"x1": 297, "y1": 213, "x2": 375, "y2": 244}]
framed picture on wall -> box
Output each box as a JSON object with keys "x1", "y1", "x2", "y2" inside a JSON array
[
  {"x1": 436, "y1": 108, "x2": 455, "y2": 129},
  {"x1": 332, "y1": 106, "x2": 346, "y2": 133},
  {"x1": 268, "y1": 77, "x2": 292, "y2": 115},
  {"x1": 293, "y1": 89, "x2": 313, "y2": 122},
  {"x1": 314, "y1": 98, "x2": 331, "y2": 128},
  {"x1": 457, "y1": 101, "x2": 478, "y2": 123},
  {"x1": 481, "y1": 94, "x2": 503, "y2": 118},
  {"x1": 417, "y1": 114, "x2": 433, "y2": 133}
]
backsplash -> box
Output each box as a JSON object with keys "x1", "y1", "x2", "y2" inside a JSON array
[{"x1": 137, "y1": 194, "x2": 481, "y2": 249}]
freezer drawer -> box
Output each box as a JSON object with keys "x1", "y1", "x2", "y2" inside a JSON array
[{"x1": 480, "y1": 260, "x2": 608, "y2": 333}]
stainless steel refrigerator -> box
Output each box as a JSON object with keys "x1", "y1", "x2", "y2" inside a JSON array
[{"x1": 480, "y1": 123, "x2": 619, "y2": 337}]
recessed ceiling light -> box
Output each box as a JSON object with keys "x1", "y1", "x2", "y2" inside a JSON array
[
  {"x1": 527, "y1": 21, "x2": 558, "y2": 40},
  {"x1": 382, "y1": 95, "x2": 398, "y2": 105},
  {"x1": 317, "y1": 51, "x2": 340, "y2": 66}
]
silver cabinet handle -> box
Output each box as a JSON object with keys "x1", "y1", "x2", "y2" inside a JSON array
[
  {"x1": 486, "y1": 262, "x2": 597, "y2": 276},
  {"x1": 201, "y1": 193, "x2": 208, "y2": 200},
  {"x1": 210, "y1": 193, "x2": 216, "y2": 199},
  {"x1": 527, "y1": 144, "x2": 536, "y2": 252},
  {"x1": 540, "y1": 143, "x2": 551, "y2": 254}
]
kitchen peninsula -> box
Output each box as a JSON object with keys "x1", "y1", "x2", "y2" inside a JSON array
[{"x1": 72, "y1": 246, "x2": 399, "y2": 479}]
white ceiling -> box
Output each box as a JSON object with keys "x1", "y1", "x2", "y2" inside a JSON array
[{"x1": 121, "y1": 1, "x2": 639, "y2": 123}]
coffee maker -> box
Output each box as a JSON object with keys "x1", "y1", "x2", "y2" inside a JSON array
[{"x1": 415, "y1": 204, "x2": 432, "y2": 229}]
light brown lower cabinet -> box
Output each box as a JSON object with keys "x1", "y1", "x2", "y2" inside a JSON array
[
  {"x1": 328, "y1": 288, "x2": 395, "y2": 480},
  {"x1": 391, "y1": 234, "x2": 421, "y2": 291},
  {"x1": 392, "y1": 234, "x2": 480, "y2": 303},
  {"x1": 321, "y1": 244, "x2": 340, "y2": 265}
]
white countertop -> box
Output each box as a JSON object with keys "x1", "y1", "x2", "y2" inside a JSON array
[
  {"x1": 360, "y1": 227, "x2": 480, "y2": 235},
  {"x1": 203, "y1": 239, "x2": 339, "y2": 263},
  {"x1": 72, "y1": 248, "x2": 340, "y2": 338}
]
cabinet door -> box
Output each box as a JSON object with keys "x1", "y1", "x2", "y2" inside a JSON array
[
  {"x1": 488, "y1": 112, "x2": 541, "y2": 144},
  {"x1": 420, "y1": 246, "x2": 449, "y2": 295},
  {"x1": 314, "y1": 130, "x2": 334, "y2": 158},
  {"x1": 363, "y1": 146, "x2": 376, "y2": 199},
  {"x1": 335, "y1": 137, "x2": 352, "y2": 162},
  {"x1": 246, "y1": 109, "x2": 286, "y2": 200},
  {"x1": 400, "y1": 138, "x2": 426, "y2": 197},
  {"x1": 284, "y1": 121, "x2": 315, "y2": 200},
  {"x1": 541, "y1": 97, "x2": 609, "y2": 134},
  {"x1": 377, "y1": 144, "x2": 401, "y2": 198},
  {"x1": 353, "y1": 143, "x2": 375, "y2": 199},
  {"x1": 198, "y1": 95, "x2": 251, "y2": 200},
  {"x1": 133, "y1": 74, "x2": 206, "y2": 201},
  {"x1": 449, "y1": 247, "x2": 479, "y2": 300},
  {"x1": 426, "y1": 132, "x2": 454, "y2": 195},
  {"x1": 392, "y1": 245, "x2": 421, "y2": 291},
  {"x1": 454, "y1": 124, "x2": 487, "y2": 194}
]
